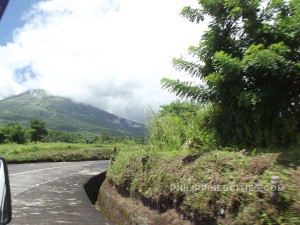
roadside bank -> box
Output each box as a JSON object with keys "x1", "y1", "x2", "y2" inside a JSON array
[
  {"x1": 98, "y1": 149, "x2": 300, "y2": 225},
  {"x1": 96, "y1": 179, "x2": 193, "y2": 225}
]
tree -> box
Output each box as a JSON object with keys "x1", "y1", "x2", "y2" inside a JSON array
[
  {"x1": 162, "y1": 0, "x2": 300, "y2": 147},
  {"x1": 11, "y1": 124, "x2": 27, "y2": 144},
  {"x1": 30, "y1": 119, "x2": 48, "y2": 144},
  {"x1": 0, "y1": 124, "x2": 26, "y2": 144},
  {"x1": 100, "y1": 129, "x2": 112, "y2": 143}
]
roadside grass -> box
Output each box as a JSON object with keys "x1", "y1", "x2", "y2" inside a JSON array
[
  {"x1": 0, "y1": 142, "x2": 139, "y2": 163},
  {"x1": 106, "y1": 146, "x2": 300, "y2": 224}
]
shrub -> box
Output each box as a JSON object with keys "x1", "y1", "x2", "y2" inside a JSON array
[{"x1": 147, "y1": 101, "x2": 216, "y2": 152}]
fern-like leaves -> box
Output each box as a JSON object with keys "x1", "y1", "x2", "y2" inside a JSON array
[{"x1": 161, "y1": 78, "x2": 211, "y2": 103}]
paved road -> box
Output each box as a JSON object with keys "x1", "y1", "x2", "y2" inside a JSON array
[{"x1": 8, "y1": 161, "x2": 113, "y2": 225}]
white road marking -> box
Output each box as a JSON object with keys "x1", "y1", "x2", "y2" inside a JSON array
[
  {"x1": 12, "y1": 171, "x2": 79, "y2": 199},
  {"x1": 10, "y1": 161, "x2": 106, "y2": 176}
]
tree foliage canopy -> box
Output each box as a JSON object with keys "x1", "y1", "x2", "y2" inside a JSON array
[
  {"x1": 30, "y1": 119, "x2": 48, "y2": 144},
  {"x1": 0, "y1": 124, "x2": 27, "y2": 144},
  {"x1": 162, "y1": 0, "x2": 300, "y2": 147}
]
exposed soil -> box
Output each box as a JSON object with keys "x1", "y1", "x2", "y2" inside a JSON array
[{"x1": 96, "y1": 179, "x2": 193, "y2": 225}]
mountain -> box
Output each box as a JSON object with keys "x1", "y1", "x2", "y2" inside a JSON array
[{"x1": 0, "y1": 89, "x2": 146, "y2": 136}]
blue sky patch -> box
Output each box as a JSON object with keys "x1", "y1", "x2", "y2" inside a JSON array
[{"x1": 14, "y1": 66, "x2": 36, "y2": 83}]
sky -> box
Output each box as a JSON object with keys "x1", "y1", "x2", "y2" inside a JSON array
[{"x1": 0, "y1": 0, "x2": 207, "y2": 123}]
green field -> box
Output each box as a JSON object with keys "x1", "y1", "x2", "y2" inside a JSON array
[{"x1": 0, "y1": 142, "x2": 136, "y2": 163}]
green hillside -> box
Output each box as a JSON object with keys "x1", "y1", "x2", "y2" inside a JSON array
[{"x1": 0, "y1": 89, "x2": 145, "y2": 136}]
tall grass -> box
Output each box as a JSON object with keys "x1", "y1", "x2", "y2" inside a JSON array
[{"x1": 147, "y1": 102, "x2": 217, "y2": 152}]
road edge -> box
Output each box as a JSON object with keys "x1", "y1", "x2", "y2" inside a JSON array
[{"x1": 96, "y1": 179, "x2": 193, "y2": 225}]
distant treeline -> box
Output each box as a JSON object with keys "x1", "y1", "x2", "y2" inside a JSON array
[
  {"x1": 0, "y1": 120, "x2": 147, "y2": 145},
  {"x1": 44, "y1": 129, "x2": 147, "y2": 144}
]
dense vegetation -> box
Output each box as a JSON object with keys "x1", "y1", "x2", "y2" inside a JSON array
[
  {"x1": 147, "y1": 101, "x2": 216, "y2": 152},
  {"x1": 162, "y1": 0, "x2": 300, "y2": 148},
  {"x1": 106, "y1": 0, "x2": 300, "y2": 224}
]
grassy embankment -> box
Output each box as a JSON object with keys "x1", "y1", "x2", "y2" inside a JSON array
[
  {"x1": 106, "y1": 146, "x2": 300, "y2": 225},
  {"x1": 105, "y1": 102, "x2": 300, "y2": 224},
  {"x1": 0, "y1": 142, "x2": 138, "y2": 163}
]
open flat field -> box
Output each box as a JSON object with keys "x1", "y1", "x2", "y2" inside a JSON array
[{"x1": 0, "y1": 142, "x2": 116, "y2": 163}]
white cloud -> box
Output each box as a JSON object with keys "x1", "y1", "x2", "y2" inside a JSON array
[{"x1": 0, "y1": 0, "x2": 206, "y2": 122}]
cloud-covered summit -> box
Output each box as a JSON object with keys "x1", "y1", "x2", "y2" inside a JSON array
[{"x1": 0, "y1": 0, "x2": 205, "y2": 122}]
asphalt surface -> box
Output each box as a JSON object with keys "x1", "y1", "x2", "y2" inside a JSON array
[{"x1": 8, "y1": 160, "x2": 113, "y2": 225}]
